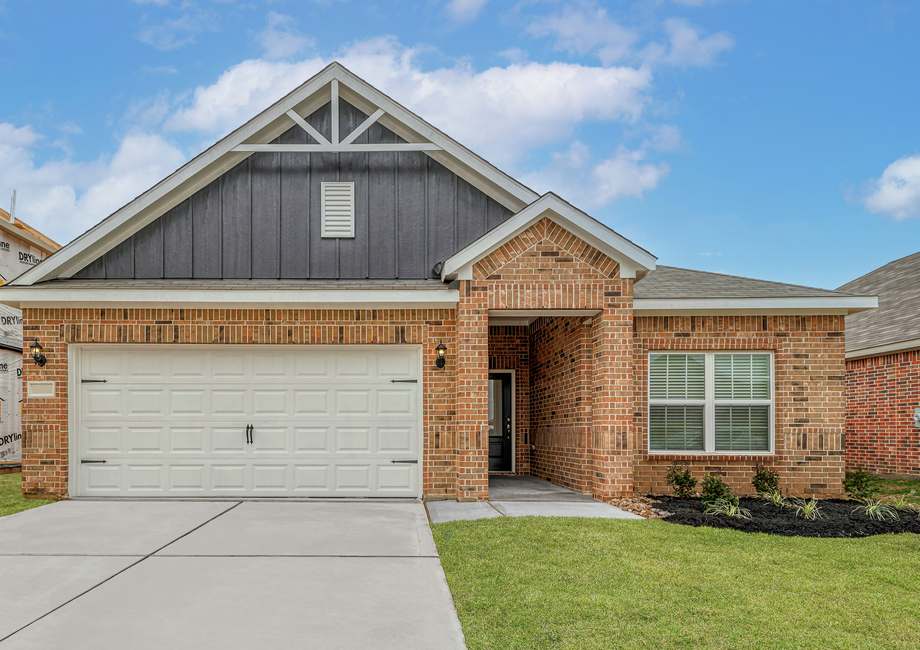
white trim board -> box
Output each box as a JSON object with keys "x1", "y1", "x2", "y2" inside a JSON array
[
  {"x1": 441, "y1": 193, "x2": 657, "y2": 281},
  {"x1": 13, "y1": 62, "x2": 539, "y2": 286},
  {"x1": 634, "y1": 296, "x2": 877, "y2": 315},
  {"x1": 0, "y1": 288, "x2": 459, "y2": 309}
]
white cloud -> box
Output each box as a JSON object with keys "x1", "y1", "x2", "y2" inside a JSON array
[
  {"x1": 642, "y1": 124, "x2": 685, "y2": 152},
  {"x1": 143, "y1": 65, "x2": 179, "y2": 74},
  {"x1": 446, "y1": 0, "x2": 490, "y2": 23},
  {"x1": 0, "y1": 124, "x2": 185, "y2": 243},
  {"x1": 645, "y1": 18, "x2": 734, "y2": 68},
  {"x1": 521, "y1": 141, "x2": 669, "y2": 207},
  {"x1": 862, "y1": 154, "x2": 920, "y2": 220},
  {"x1": 138, "y1": 3, "x2": 219, "y2": 50},
  {"x1": 527, "y1": 4, "x2": 638, "y2": 66},
  {"x1": 164, "y1": 37, "x2": 652, "y2": 168},
  {"x1": 257, "y1": 12, "x2": 313, "y2": 60}
]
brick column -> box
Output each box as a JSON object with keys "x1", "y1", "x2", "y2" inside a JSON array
[
  {"x1": 455, "y1": 280, "x2": 489, "y2": 501},
  {"x1": 590, "y1": 282, "x2": 635, "y2": 499}
]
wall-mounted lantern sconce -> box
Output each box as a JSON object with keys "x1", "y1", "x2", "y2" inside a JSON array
[
  {"x1": 30, "y1": 338, "x2": 46, "y2": 367},
  {"x1": 435, "y1": 342, "x2": 447, "y2": 369}
]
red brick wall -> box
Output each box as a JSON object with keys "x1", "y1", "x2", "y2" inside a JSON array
[
  {"x1": 634, "y1": 315, "x2": 847, "y2": 497},
  {"x1": 488, "y1": 326, "x2": 531, "y2": 475},
  {"x1": 529, "y1": 317, "x2": 594, "y2": 492},
  {"x1": 20, "y1": 307, "x2": 458, "y2": 499},
  {"x1": 846, "y1": 350, "x2": 920, "y2": 478}
]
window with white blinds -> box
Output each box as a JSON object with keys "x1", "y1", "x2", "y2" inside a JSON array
[
  {"x1": 648, "y1": 352, "x2": 773, "y2": 453},
  {"x1": 320, "y1": 182, "x2": 355, "y2": 238}
]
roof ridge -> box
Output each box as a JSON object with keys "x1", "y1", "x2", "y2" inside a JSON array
[{"x1": 837, "y1": 249, "x2": 920, "y2": 291}]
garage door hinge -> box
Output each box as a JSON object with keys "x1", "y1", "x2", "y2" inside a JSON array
[
  {"x1": 81, "y1": 379, "x2": 108, "y2": 384},
  {"x1": 390, "y1": 379, "x2": 417, "y2": 383},
  {"x1": 80, "y1": 460, "x2": 107, "y2": 464}
]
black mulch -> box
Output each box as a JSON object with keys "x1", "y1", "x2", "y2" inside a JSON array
[{"x1": 655, "y1": 496, "x2": 920, "y2": 538}]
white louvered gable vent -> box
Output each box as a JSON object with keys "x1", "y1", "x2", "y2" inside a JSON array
[{"x1": 321, "y1": 182, "x2": 355, "y2": 238}]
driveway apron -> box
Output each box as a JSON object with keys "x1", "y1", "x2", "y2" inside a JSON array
[{"x1": 0, "y1": 500, "x2": 465, "y2": 650}]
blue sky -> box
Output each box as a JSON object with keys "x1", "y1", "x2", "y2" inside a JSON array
[{"x1": 1, "y1": 0, "x2": 918, "y2": 289}]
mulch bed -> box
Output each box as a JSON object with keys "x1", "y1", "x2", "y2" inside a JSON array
[{"x1": 655, "y1": 496, "x2": 920, "y2": 538}]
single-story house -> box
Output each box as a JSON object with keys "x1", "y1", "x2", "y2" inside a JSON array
[
  {"x1": 839, "y1": 252, "x2": 920, "y2": 479},
  {"x1": 0, "y1": 63, "x2": 876, "y2": 501}
]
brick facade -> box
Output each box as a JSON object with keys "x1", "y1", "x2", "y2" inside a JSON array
[
  {"x1": 845, "y1": 350, "x2": 920, "y2": 478},
  {"x1": 18, "y1": 218, "x2": 850, "y2": 500},
  {"x1": 634, "y1": 315, "x2": 847, "y2": 497}
]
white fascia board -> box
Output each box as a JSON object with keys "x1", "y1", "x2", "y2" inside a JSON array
[
  {"x1": 441, "y1": 194, "x2": 657, "y2": 281},
  {"x1": 0, "y1": 288, "x2": 459, "y2": 310},
  {"x1": 846, "y1": 338, "x2": 920, "y2": 360},
  {"x1": 634, "y1": 296, "x2": 878, "y2": 315}
]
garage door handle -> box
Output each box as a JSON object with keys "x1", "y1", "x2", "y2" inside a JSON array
[
  {"x1": 390, "y1": 460, "x2": 418, "y2": 464},
  {"x1": 390, "y1": 379, "x2": 417, "y2": 383},
  {"x1": 246, "y1": 424, "x2": 253, "y2": 445},
  {"x1": 81, "y1": 459, "x2": 107, "y2": 464}
]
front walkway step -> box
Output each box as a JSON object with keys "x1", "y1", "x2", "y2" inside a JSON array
[{"x1": 425, "y1": 499, "x2": 645, "y2": 523}]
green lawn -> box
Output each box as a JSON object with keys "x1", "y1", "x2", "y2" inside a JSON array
[
  {"x1": 0, "y1": 473, "x2": 53, "y2": 518},
  {"x1": 432, "y1": 517, "x2": 920, "y2": 650},
  {"x1": 878, "y1": 477, "x2": 920, "y2": 505}
]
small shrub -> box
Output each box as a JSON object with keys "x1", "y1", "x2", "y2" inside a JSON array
[
  {"x1": 665, "y1": 463, "x2": 697, "y2": 499},
  {"x1": 705, "y1": 498, "x2": 752, "y2": 519},
  {"x1": 791, "y1": 497, "x2": 824, "y2": 521},
  {"x1": 853, "y1": 499, "x2": 899, "y2": 522},
  {"x1": 751, "y1": 464, "x2": 780, "y2": 494},
  {"x1": 700, "y1": 473, "x2": 734, "y2": 504},
  {"x1": 759, "y1": 489, "x2": 788, "y2": 508},
  {"x1": 888, "y1": 495, "x2": 918, "y2": 512},
  {"x1": 844, "y1": 468, "x2": 882, "y2": 500}
]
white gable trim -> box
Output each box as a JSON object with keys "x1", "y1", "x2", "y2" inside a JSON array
[
  {"x1": 440, "y1": 193, "x2": 657, "y2": 281},
  {"x1": 13, "y1": 63, "x2": 539, "y2": 286}
]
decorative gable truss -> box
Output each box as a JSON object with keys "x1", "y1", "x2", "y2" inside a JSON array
[{"x1": 11, "y1": 63, "x2": 539, "y2": 286}]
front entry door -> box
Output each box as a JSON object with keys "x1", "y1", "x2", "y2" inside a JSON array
[{"x1": 488, "y1": 373, "x2": 513, "y2": 472}]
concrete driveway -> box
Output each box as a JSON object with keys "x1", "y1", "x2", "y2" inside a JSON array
[{"x1": 0, "y1": 500, "x2": 465, "y2": 649}]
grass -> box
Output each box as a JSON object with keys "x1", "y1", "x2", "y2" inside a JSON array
[
  {"x1": 878, "y1": 477, "x2": 920, "y2": 505},
  {"x1": 0, "y1": 473, "x2": 53, "y2": 518},
  {"x1": 432, "y1": 517, "x2": 920, "y2": 650}
]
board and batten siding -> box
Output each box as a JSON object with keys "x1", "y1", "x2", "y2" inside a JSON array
[{"x1": 75, "y1": 99, "x2": 513, "y2": 281}]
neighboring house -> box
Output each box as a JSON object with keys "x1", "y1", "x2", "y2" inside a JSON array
[
  {"x1": 0, "y1": 207, "x2": 61, "y2": 465},
  {"x1": 0, "y1": 63, "x2": 875, "y2": 501},
  {"x1": 839, "y1": 252, "x2": 920, "y2": 479}
]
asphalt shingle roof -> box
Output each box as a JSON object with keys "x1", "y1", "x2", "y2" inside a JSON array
[
  {"x1": 838, "y1": 251, "x2": 920, "y2": 353},
  {"x1": 635, "y1": 266, "x2": 857, "y2": 300}
]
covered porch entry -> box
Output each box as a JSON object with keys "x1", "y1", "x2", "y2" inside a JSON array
[{"x1": 487, "y1": 310, "x2": 601, "y2": 498}]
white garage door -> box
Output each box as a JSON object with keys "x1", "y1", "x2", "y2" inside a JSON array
[{"x1": 74, "y1": 346, "x2": 421, "y2": 497}]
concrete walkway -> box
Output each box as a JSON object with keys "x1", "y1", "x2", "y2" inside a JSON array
[
  {"x1": 0, "y1": 501, "x2": 465, "y2": 650},
  {"x1": 426, "y1": 476, "x2": 645, "y2": 524}
]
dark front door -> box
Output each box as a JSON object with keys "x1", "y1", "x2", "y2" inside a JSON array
[{"x1": 488, "y1": 373, "x2": 513, "y2": 472}]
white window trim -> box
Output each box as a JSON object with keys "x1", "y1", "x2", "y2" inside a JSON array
[{"x1": 647, "y1": 351, "x2": 775, "y2": 455}]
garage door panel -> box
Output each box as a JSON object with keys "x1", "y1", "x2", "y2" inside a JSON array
[
  {"x1": 77, "y1": 346, "x2": 420, "y2": 497},
  {"x1": 293, "y1": 427, "x2": 332, "y2": 453},
  {"x1": 126, "y1": 464, "x2": 166, "y2": 492},
  {"x1": 125, "y1": 427, "x2": 165, "y2": 453},
  {"x1": 251, "y1": 427, "x2": 288, "y2": 453},
  {"x1": 169, "y1": 427, "x2": 208, "y2": 453},
  {"x1": 210, "y1": 464, "x2": 247, "y2": 491},
  {"x1": 252, "y1": 390, "x2": 289, "y2": 416},
  {"x1": 293, "y1": 390, "x2": 331, "y2": 416}
]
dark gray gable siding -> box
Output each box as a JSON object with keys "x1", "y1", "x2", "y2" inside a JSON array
[{"x1": 75, "y1": 99, "x2": 513, "y2": 280}]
